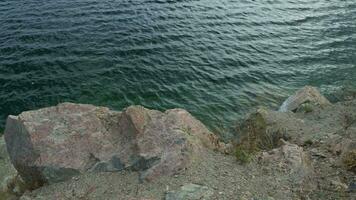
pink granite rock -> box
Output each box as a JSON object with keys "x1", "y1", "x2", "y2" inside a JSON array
[
  {"x1": 119, "y1": 106, "x2": 218, "y2": 181},
  {"x1": 4, "y1": 103, "x2": 218, "y2": 188}
]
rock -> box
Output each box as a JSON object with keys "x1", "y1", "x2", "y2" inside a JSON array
[
  {"x1": 115, "y1": 106, "x2": 219, "y2": 181},
  {"x1": 279, "y1": 86, "x2": 331, "y2": 112},
  {"x1": 333, "y1": 139, "x2": 356, "y2": 173},
  {"x1": 165, "y1": 183, "x2": 213, "y2": 200},
  {"x1": 340, "y1": 142, "x2": 356, "y2": 173},
  {"x1": 258, "y1": 141, "x2": 317, "y2": 196},
  {"x1": 4, "y1": 103, "x2": 218, "y2": 188},
  {"x1": 237, "y1": 108, "x2": 292, "y2": 152},
  {"x1": 4, "y1": 103, "x2": 122, "y2": 188},
  {"x1": 0, "y1": 136, "x2": 26, "y2": 197},
  {"x1": 237, "y1": 99, "x2": 349, "y2": 151},
  {"x1": 328, "y1": 137, "x2": 356, "y2": 173},
  {"x1": 259, "y1": 141, "x2": 312, "y2": 173},
  {"x1": 0, "y1": 136, "x2": 16, "y2": 181}
]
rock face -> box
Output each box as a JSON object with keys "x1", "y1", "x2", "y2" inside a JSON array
[
  {"x1": 4, "y1": 103, "x2": 120, "y2": 188},
  {"x1": 237, "y1": 108, "x2": 293, "y2": 152},
  {"x1": 0, "y1": 136, "x2": 17, "y2": 186},
  {"x1": 258, "y1": 141, "x2": 315, "y2": 194},
  {"x1": 259, "y1": 141, "x2": 312, "y2": 173},
  {"x1": 4, "y1": 103, "x2": 218, "y2": 188},
  {"x1": 237, "y1": 96, "x2": 350, "y2": 150},
  {"x1": 116, "y1": 106, "x2": 219, "y2": 181},
  {"x1": 0, "y1": 136, "x2": 24, "y2": 198},
  {"x1": 165, "y1": 183, "x2": 213, "y2": 200},
  {"x1": 279, "y1": 86, "x2": 331, "y2": 112},
  {"x1": 340, "y1": 140, "x2": 356, "y2": 173}
]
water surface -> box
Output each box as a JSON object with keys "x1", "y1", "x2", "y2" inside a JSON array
[{"x1": 1, "y1": 0, "x2": 356, "y2": 137}]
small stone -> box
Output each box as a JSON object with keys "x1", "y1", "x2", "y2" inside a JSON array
[{"x1": 165, "y1": 183, "x2": 213, "y2": 200}]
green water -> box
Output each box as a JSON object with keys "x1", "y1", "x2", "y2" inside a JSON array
[{"x1": 0, "y1": 0, "x2": 355, "y2": 137}]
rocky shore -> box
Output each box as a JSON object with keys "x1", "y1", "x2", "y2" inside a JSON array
[{"x1": 0, "y1": 86, "x2": 355, "y2": 200}]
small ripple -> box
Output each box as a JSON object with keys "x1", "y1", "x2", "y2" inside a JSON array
[{"x1": 0, "y1": 0, "x2": 356, "y2": 135}]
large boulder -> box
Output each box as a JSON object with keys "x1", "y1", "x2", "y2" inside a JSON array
[
  {"x1": 5, "y1": 103, "x2": 122, "y2": 189},
  {"x1": 4, "y1": 103, "x2": 218, "y2": 188},
  {"x1": 279, "y1": 86, "x2": 331, "y2": 112},
  {"x1": 115, "y1": 106, "x2": 220, "y2": 181}
]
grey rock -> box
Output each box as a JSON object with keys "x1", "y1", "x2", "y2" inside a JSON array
[
  {"x1": 339, "y1": 140, "x2": 356, "y2": 173},
  {"x1": 279, "y1": 86, "x2": 331, "y2": 112},
  {"x1": 258, "y1": 141, "x2": 316, "y2": 194},
  {"x1": 237, "y1": 108, "x2": 293, "y2": 151},
  {"x1": 259, "y1": 141, "x2": 313, "y2": 174},
  {"x1": 165, "y1": 183, "x2": 213, "y2": 200},
  {"x1": 328, "y1": 137, "x2": 356, "y2": 173},
  {"x1": 237, "y1": 99, "x2": 355, "y2": 150},
  {"x1": 0, "y1": 136, "x2": 26, "y2": 197}
]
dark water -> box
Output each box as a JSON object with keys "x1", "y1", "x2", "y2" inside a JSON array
[{"x1": 1, "y1": 0, "x2": 356, "y2": 136}]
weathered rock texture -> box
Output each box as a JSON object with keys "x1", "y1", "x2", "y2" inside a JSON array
[
  {"x1": 236, "y1": 88, "x2": 356, "y2": 199},
  {"x1": 279, "y1": 86, "x2": 331, "y2": 112},
  {"x1": 257, "y1": 141, "x2": 316, "y2": 196},
  {"x1": 4, "y1": 103, "x2": 218, "y2": 188},
  {"x1": 236, "y1": 108, "x2": 292, "y2": 152},
  {"x1": 259, "y1": 141, "x2": 313, "y2": 178},
  {"x1": 328, "y1": 137, "x2": 356, "y2": 173},
  {"x1": 260, "y1": 141, "x2": 311, "y2": 170},
  {"x1": 116, "y1": 106, "x2": 220, "y2": 181},
  {"x1": 237, "y1": 98, "x2": 356, "y2": 150},
  {"x1": 0, "y1": 136, "x2": 23, "y2": 199}
]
